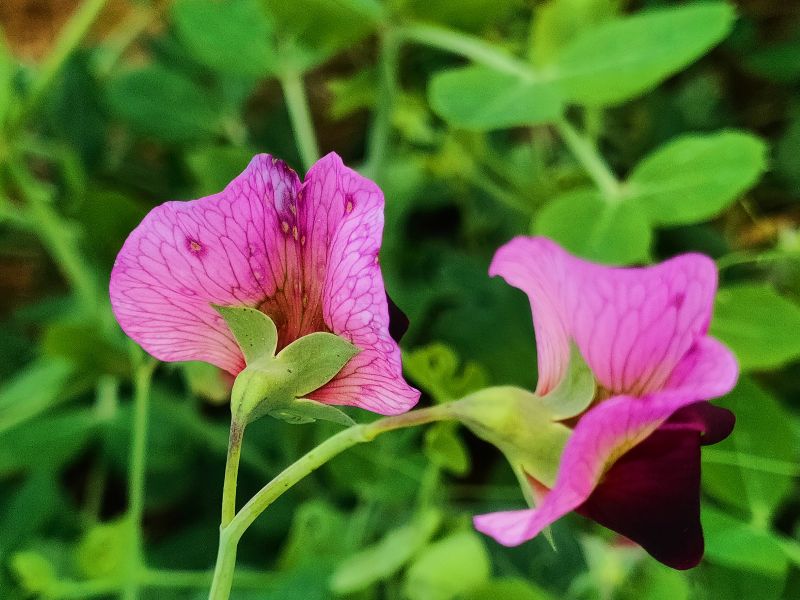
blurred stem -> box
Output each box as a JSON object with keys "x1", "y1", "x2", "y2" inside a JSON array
[
  {"x1": 207, "y1": 403, "x2": 455, "y2": 600},
  {"x1": 716, "y1": 248, "x2": 800, "y2": 271},
  {"x1": 397, "y1": 22, "x2": 531, "y2": 77},
  {"x1": 364, "y1": 28, "x2": 399, "y2": 179},
  {"x1": 122, "y1": 352, "x2": 156, "y2": 600},
  {"x1": 11, "y1": 0, "x2": 110, "y2": 128},
  {"x1": 220, "y1": 418, "x2": 245, "y2": 527},
  {"x1": 279, "y1": 68, "x2": 320, "y2": 171},
  {"x1": 7, "y1": 160, "x2": 98, "y2": 311},
  {"x1": 555, "y1": 119, "x2": 621, "y2": 200}
]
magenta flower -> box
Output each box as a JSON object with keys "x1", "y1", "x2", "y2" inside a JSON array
[
  {"x1": 110, "y1": 152, "x2": 419, "y2": 415},
  {"x1": 474, "y1": 237, "x2": 738, "y2": 569}
]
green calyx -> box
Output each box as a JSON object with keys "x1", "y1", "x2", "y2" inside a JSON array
[
  {"x1": 449, "y1": 347, "x2": 596, "y2": 488},
  {"x1": 215, "y1": 305, "x2": 360, "y2": 426}
]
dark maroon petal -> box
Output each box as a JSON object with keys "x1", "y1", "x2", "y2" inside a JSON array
[
  {"x1": 386, "y1": 292, "x2": 410, "y2": 343},
  {"x1": 665, "y1": 401, "x2": 735, "y2": 446},
  {"x1": 577, "y1": 424, "x2": 705, "y2": 569}
]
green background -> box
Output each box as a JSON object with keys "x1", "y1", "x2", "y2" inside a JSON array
[{"x1": 1, "y1": 0, "x2": 799, "y2": 598}]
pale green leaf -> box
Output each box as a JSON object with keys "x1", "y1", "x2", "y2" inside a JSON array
[
  {"x1": 105, "y1": 66, "x2": 220, "y2": 142},
  {"x1": 214, "y1": 305, "x2": 278, "y2": 365},
  {"x1": 463, "y1": 578, "x2": 553, "y2": 600},
  {"x1": 330, "y1": 510, "x2": 441, "y2": 595},
  {"x1": 429, "y1": 65, "x2": 562, "y2": 130},
  {"x1": 404, "y1": 531, "x2": 491, "y2": 600},
  {"x1": 424, "y1": 422, "x2": 470, "y2": 475},
  {"x1": 702, "y1": 378, "x2": 797, "y2": 520},
  {"x1": 534, "y1": 188, "x2": 652, "y2": 265},
  {"x1": 0, "y1": 359, "x2": 75, "y2": 435},
  {"x1": 628, "y1": 131, "x2": 767, "y2": 226},
  {"x1": 172, "y1": 0, "x2": 277, "y2": 77},
  {"x1": 702, "y1": 507, "x2": 788, "y2": 577},
  {"x1": 529, "y1": 0, "x2": 616, "y2": 66},
  {"x1": 710, "y1": 283, "x2": 800, "y2": 371},
  {"x1": 553, "y1": 3, "x2": 735, "y2": 105}
]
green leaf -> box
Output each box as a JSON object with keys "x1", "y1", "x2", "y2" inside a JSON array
[
  {"x1": 534, "y1": 188, "x2": 652, "y2": 265},
  {"x1": 553, "y1": 3, "x2": 736, "y2": 105},
  {"x1": 181, "y1": 362, "x2": 229, "y2": 404},
  {"x1": 9, "y1": 552, "x2": 57, "y2": 596},
  {"x1": 710, "y1": 284, "x2": 800, "y2": 371},
  {"x1": 540, "y1": 345, "x2": 595, "y2": 420},
  {"x1": 429, "y1": 65, "x2": 562, "y2": 130},
  {"x1": 529, "y1": 0, "x2": 616, "y2": 66},
  {"x1": 214, "y1": 305, "x2": 278, "y2": 365},
  {"x1": 269, "y1": 398, "x2": 356, "y2": 427},
  {"x1": 330, "y1": 509, "x2": 441, "y2": 595},
  {"x1": 186, "y1": 146, "x2": 259, "y2": 196},
  {"x1": 405, "y1": 342, "x2": 489, "y2": 403},
  {"x1": 702, "y1": 378, "x2": 798, "y2": 520},
  {"x1": 0, "y1": 359, "x2": 75, "y2": 435},
  {"x1": 463, "y1": 578, "x2": 553, "y2": 600},
  {"x1": 424, "y1": 422, "x2": 470, "y2": 475},
  {"x1": 276, "y1": 332, "x2": 360, "y2": 397},
  {"x1": 702, "y1": 507, "x2": 788, "y2": 577},
  {"x1": 75, "y1": 519, "x2": 134, "y2": 579},
  {"x1": 105, "y1": 65, "x2": 220, "y2": 142},
  {"x1": 404, "y1": 531, "x2": 491, "y2": 600},
  {"x1": 172, "y1": 0, "x2": 277, "y2": 77},
  {"x1": 627, "y1": 131, "x2": 767, "y2": 226}
]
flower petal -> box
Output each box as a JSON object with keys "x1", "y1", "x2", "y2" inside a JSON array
[
  {"x1": 110, "y1": 155, "x2": 302, "y2": 374},
  {"x1": 473, "y1": 335, "x2": 737, "y2": 547},
  {"x1": 489, "y1": 237, "x2": 718, "y2": 396},
  {"x1": 299, "y1": 153, "x2": 420, "y2": 415}
]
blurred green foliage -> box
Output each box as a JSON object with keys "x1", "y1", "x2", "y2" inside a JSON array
[{"x1": 1, "y1": 0, "x2": 799, "y2": 598}]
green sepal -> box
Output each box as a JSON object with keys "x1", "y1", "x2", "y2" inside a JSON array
[
  {"x1": 541, "y1": 344, "x2": 595, "y2": 420},
  {"x1": 213, "y1": 305, "x2": 277, "y2": 364},
  {"x1": 450, "y1": 386, "x2": 571, "y2": 488},
  {"x1": 217, "y1": 305, "x2": 359, "y2": 426}
]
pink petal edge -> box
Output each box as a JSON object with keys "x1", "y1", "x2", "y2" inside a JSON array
[
  {"x1": 489, "y1": 236, "x2": 718, "y2": 397},
  {"x1": 474, "y1": 336, "x2": 738, "y2": 546}
]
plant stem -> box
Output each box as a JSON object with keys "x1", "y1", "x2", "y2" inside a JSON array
[
  {"x1": 555, "y1": 119, "x2": 621, "y2": 200},
  {"x1": 122, "y1": 353, "x2": 156, "y2": 600},
  {"x1": 364, "y1": 28, "x2": 399, "y2": 179},
  {"x1": 279, "y1": 68, "x2": 320, "y2": 171},
  {"x1": 7, "y1": 161, "x2": 98, "y2": 311},
  {"x1": 397, "y1": 23, "x2": 532, "y2": 77},
  {"x1": 207, "y1": 404, "x2": 454, "y2": 600},
  {"x1": 221, "y1": 418, "x2": 245, "y2": 527},
  {"x1": 11, "y1": 0, "x2": 110, "y2": 128}
]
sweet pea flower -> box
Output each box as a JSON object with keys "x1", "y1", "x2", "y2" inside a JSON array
[
  {"x1": 110, "y1": 152, "x2": 419, "y2": 415},
  {"x1": 474, "y1": 237, "x2": 738, "y2": 569}
]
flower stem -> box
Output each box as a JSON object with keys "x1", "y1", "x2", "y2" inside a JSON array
[
  {"x1": 555, "y1": 119, "x2": 621, "y2": 201},
  {"x1": 10, "y1": 0, "x2": 110, "y2": 128},
  {"x1": 220, "y1": 418, "x2": 245, "y2": 527},
  {"x1": 279, "y1": 68, "x2": 320, "y2": 171},
  {"x1": 207, "y1": 403, "x2": 454, "y2": 600},
  {"x1": 122, "y1": 352, "x2": 156, "y2": 600},
  {"x1": 396, "y1": 23, "x2": 532, "y2": 77},
  {"x1": 364, "y1": 28, "x2": 399, "y2": 179}
]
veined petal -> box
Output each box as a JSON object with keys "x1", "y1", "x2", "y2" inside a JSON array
[
  {"x1": 296, "y1": 153, "x2": 420, "y2": 415},
  {"x1": 489, "y1": 237, "x2": 718, "y2": 396},
  {"x1": 110, "y1": 155, "x2": 302, "y2": 374},
  {"x1": 474, "y1": 335, "x2": 737, "y2": 548}
]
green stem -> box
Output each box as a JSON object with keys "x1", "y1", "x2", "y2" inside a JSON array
[
  {"x1": 7, "y1": 161, "x2": 98, "y2": 311},
  {"x1": 207, "y1": 404, "x2": 454, "y2": 600},
  {"x1": 555, "y1": 119, "x2": 621, "y2": 200},
  {"x1": 397, "y1": 23, "x2": 532, "y2": 77},
  {"x1": 11, "y1": 0, "x2": 110, "y2": 128},
  {"x1": 279, "y1": 68, "x2": 320, "y2": 171},
  {"x1": 221, "y1": 419, "x2": 245, "y2": 527},
  {"x1": 364, "y1": 28, "x2": 400, "y2": 179},
  {"x1": 716, "y1": 249, "x2": 800, "y2": 271},
  {"x1": 702, "y1": 448, "x2": 800, "y2": 477},
  {"x1": 122, "y1": 354, "x2": 156, "y2": 600}
]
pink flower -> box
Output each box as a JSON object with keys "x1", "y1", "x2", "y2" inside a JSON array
[
  {"x1": 474, "y1": 237, "x2": 738, "y2": 569},
  {"x1": 110, "y1": 152, "x2": 419, "y2": 415}
]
